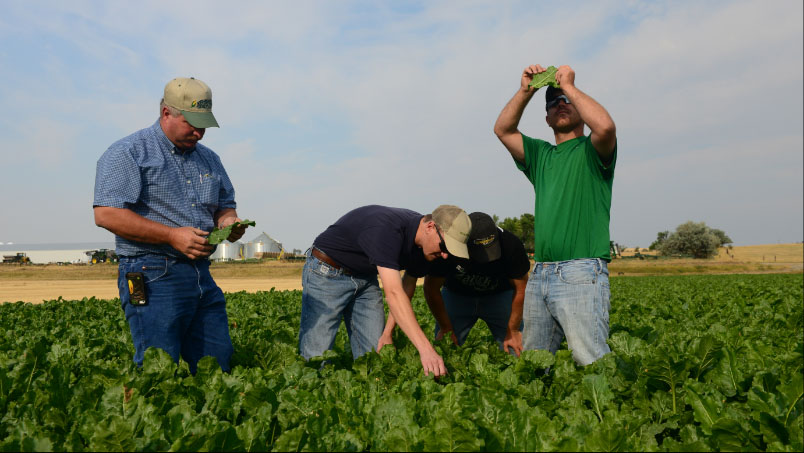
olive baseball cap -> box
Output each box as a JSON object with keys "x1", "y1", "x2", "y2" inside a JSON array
[
  {"x1": 163, "y1": 77, "x2": 219, "y2": 128},
  {"x1": 431, "y1": 205, "x2": 472, "y2": 259}
]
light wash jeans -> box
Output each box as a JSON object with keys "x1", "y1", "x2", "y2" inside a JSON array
[
  {"x1": 118, "y1": 255, "x2": 233, "y2": 374},
  {"x1": 523, "y1": 258, "x2": 611, "y2": 365},
  {"x1": 298, "y1": 250, "x2": 385, "y2": 359},
  {"x1": 434, "y1": 287, "x2": 518, "y2": 352}
]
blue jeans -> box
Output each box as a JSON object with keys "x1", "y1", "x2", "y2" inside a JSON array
[
  {"x1": 523, "y1": 258, "x2": 611, "y2": 365},
  {"x1": 118, "y1": 255, "x2": 233, "y2": 373},
  {"x1": 434, "y1": 287, "x2": 517, "y2": 350},
  {"x1": 298, "y1": 250, "x2": 385, "y2": 359}
]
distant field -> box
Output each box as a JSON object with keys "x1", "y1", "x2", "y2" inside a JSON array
[
  {"x1": 0, "y1": 243, "x2": 801, "y2": 281},
  {"x1": 619, "y1": 243, "x2": 802, "y2": 262},
  {"x1": 714, "y1": 243, "x2": 803, "y2": 262},
  {"x1": 0, "y1": 259, "x2": 304, "y2": 280},
  {"x1": 610, "y1": 243, "x2": 802, "y2": 276},
  {"x1": 0, "y1": 260, "x2": 307, "y2": 304}
]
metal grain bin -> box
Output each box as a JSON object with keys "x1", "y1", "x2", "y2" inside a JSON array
[
  {"x1": 210, "y1": 240, "x2": 243, "y2": 261},
  {"x1": 244, "y1": 240, "x2": 267, "y2": 259}
]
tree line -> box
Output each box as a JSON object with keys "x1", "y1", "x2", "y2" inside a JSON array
[
  {"x1": 495, "y1": 214, "x2": 731, "y2": 259},
  {"x1": 493, "y1": 213, "x2": 535, "y2": 252}
]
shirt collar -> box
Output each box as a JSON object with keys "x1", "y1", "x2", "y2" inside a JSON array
[{"x1": 153, "y1": 119, "x2": 196, "y2": 155}]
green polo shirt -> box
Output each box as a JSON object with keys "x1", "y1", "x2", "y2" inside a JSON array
[{"x1": 516, "y1": 134, "x2": 616, "y2": 262}]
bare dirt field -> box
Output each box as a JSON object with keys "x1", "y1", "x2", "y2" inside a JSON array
[
  {"x1": 609, "y1": 243, "x2": 803, "y2": 276},
  {"x1": 1, "y1": 244, "x2": 801, "y2": 304},
  {"x1": 1, "y1": 261, "x2": 304, "y2": 304},
  {"x1": 0, "y1": 277, "x2": 302, "y2": 304}
]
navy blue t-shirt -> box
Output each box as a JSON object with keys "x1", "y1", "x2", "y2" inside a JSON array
[
  {"x1": 313, "y1": 205, "x2": 428, "y2": 276},
  {"x1": 407, "y1": 229, "x2": 530, "y2": 296}
]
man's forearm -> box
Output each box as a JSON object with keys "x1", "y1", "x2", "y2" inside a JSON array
[
  {"x1": 508, "y1": 293, "x2": 524, "y2": 331},
  {"x1": 381, "y1": 274, "x2": 420, "y2": 340},
  {"x1": 508, "y1": 278, "x2": 527, "y2": 330},
  {"x1": 94, "y1": 206, "x2": 173, "y2": 245},
  {"x1": 561, "y1": 85, "x2": 615, "y2": 139},
  {"x1": 214, "y1": 208, "x2": 238, "y2": 228},
  {"x1": 384, "y1": 288, "x2": 432, "y2": 351},
  {"x1": 494, "y1": 88, "x2": 536, "y2": 137},
  {"x1": 381, "y1": 313, "x2": 397, "y2": 339}
]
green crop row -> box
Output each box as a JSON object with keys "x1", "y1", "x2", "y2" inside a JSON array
[{"x1": 1, "y1": 274, "x2": 802, "y2": 451}]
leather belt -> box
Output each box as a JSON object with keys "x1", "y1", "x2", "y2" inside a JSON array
[{"x1": 312, "y1": 248, "x2": 352, "y2": 275}]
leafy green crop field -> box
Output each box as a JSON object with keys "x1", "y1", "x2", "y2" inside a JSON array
[{"x1": 1, "y1": 274, "x2": 802, "y2": 451}]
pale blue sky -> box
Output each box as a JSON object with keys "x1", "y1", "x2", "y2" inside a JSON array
[{"x1": 1, "y1": 0, "x2": 801, "y2": 250}]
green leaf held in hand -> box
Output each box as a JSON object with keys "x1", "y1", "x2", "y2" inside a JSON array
[
  {"x1": 208, "y1": 220, "x2": 256, "y2": 245},
  {"x1": 528, "y1": 66, "x2": 560, "y2": 90}
]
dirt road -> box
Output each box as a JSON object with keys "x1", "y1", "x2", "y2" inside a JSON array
[{"x1": 1, "y1": 277, "x2": 303, "y2": 304}]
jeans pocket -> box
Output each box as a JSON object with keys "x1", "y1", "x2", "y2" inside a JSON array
[
  {"x1": 139, "y1": 258, "x2": 169, "y2": 283},
  {"x1": 309, "y1": 259, "x2": 339, "y2": 278},
  {"x1": 558, "y1": 261, "x2": 597, "y2": 285}
]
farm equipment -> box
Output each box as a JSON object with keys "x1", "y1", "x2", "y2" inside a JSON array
[
  {"x1": 86, "y1": 249, "x2": 118, "y2": 264},
  {"x1": 2, "y1": 252, "x2": 31, "y2": 264},
  {"x1": 610, "y1": 241, "x2": 622, "y2": 258}
]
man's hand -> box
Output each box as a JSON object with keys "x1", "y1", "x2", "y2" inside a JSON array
[
  {"x1": 503, "y1": 328, "x2": 523, "y2": 357},
  {"x1": 168, "y1": 227, "x2": 212, "y2": 259},
  {"x1": 419, "y1": 346, "x2": 448, "y2": 377},
  {"x1": 376, "y1": 334, "x2": 394, "y2": 352},
  {"x1": 219, "y1": 216, "x2": 247, "y2": 242},
  {"x1": 434, "y1": 328, "x2": 459, "y2": 346},
  {"x1": 521, "y1": 64, "x2": 548, "y2": 92},
  {"x1": 378, "y1": 266, "x2": 450, "y2": 377},
  {"x1": 555, "y1": 65, "x2": 576, "y2": 90}
]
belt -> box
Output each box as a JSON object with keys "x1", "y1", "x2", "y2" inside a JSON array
[{"x1": 312, "y1": 248, "x2": 352, "y2": 275}]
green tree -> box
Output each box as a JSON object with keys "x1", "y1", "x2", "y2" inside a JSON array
[
  {"x1": 518, "y1": 213, "x2": 535, "y2": 252},
  {"x1": 497, "y1": 213, "x2": 534, "y2": 253},
  {"x1": 710, "y1": 228, "x2": 733, "y2": 247},
  {"x1": 649, "y1": 231, "x2": 670, "y2": 251},
  {"x1": 658, "y1": 221, "x2": 723, "y2": 259},
  {"x1": 498, "y1": 216, "x2": 521, "y2": 237}
]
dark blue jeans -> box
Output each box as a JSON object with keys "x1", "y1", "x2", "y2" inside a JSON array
[
  {"x1": 118, "y1": 255, "x2": 233, "y2": 373},
  {"x1": 433, "y1": 287, "x2": 517, "y2": 350}
]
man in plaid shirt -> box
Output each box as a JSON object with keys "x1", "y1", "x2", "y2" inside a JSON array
[{"x1": 93, "y1": 77, "x2": 246, "y2": 373}]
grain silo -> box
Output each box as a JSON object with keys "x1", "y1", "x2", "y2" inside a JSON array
[
  {"x1": 210, "y1": 240, "x2": 244, "y2": 261},
  {"x1": 244, "y1": 232, "x2": 283, "y2": 259}
]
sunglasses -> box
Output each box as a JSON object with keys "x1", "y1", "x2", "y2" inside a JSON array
[
  {"x1": 435, "y1": 227, "x2": 449, "y2": 255},
  {"x1": 546, "y1": 95, "x2": 571, "y2": 111}
]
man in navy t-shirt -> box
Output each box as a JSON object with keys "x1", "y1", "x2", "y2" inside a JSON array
[
  {"x1": 298, "y1": 205, "x2": 471, "y2": 377},
  {"x1": 392, "y1": 212, "x2": 530, "y2": 355}
]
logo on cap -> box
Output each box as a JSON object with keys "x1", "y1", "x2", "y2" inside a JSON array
[
  {"x1": 473, "y1": 235, "x2": 496, "y2": 246},
  {"x1": 191, "y1": 99, "x2": 212, "y2": 109}
]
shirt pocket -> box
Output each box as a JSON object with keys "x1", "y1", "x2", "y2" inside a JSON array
[{"x1": 198, "y1": 173, "x2": 221, "y2": 210}]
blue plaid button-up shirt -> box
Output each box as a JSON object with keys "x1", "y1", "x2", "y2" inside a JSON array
[{"x1": 93, "y1": 120, "x2": 236, "y2": 257}]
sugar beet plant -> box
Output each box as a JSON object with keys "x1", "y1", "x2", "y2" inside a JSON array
[{"x1": 1, "y1": 274, "x2": 802, "y2": 451}]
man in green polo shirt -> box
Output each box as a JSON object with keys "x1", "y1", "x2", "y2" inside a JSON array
[{"x1": 493, "y1": 64, "x2": 617, "y2": 365}]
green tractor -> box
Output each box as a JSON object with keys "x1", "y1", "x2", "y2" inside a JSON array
[
  {"x1": 86, "y1": 249, "x2": 118, "y2": 264},
  {"x1": 2, "y1": 252, "x2": 31, "y2": 264}
]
